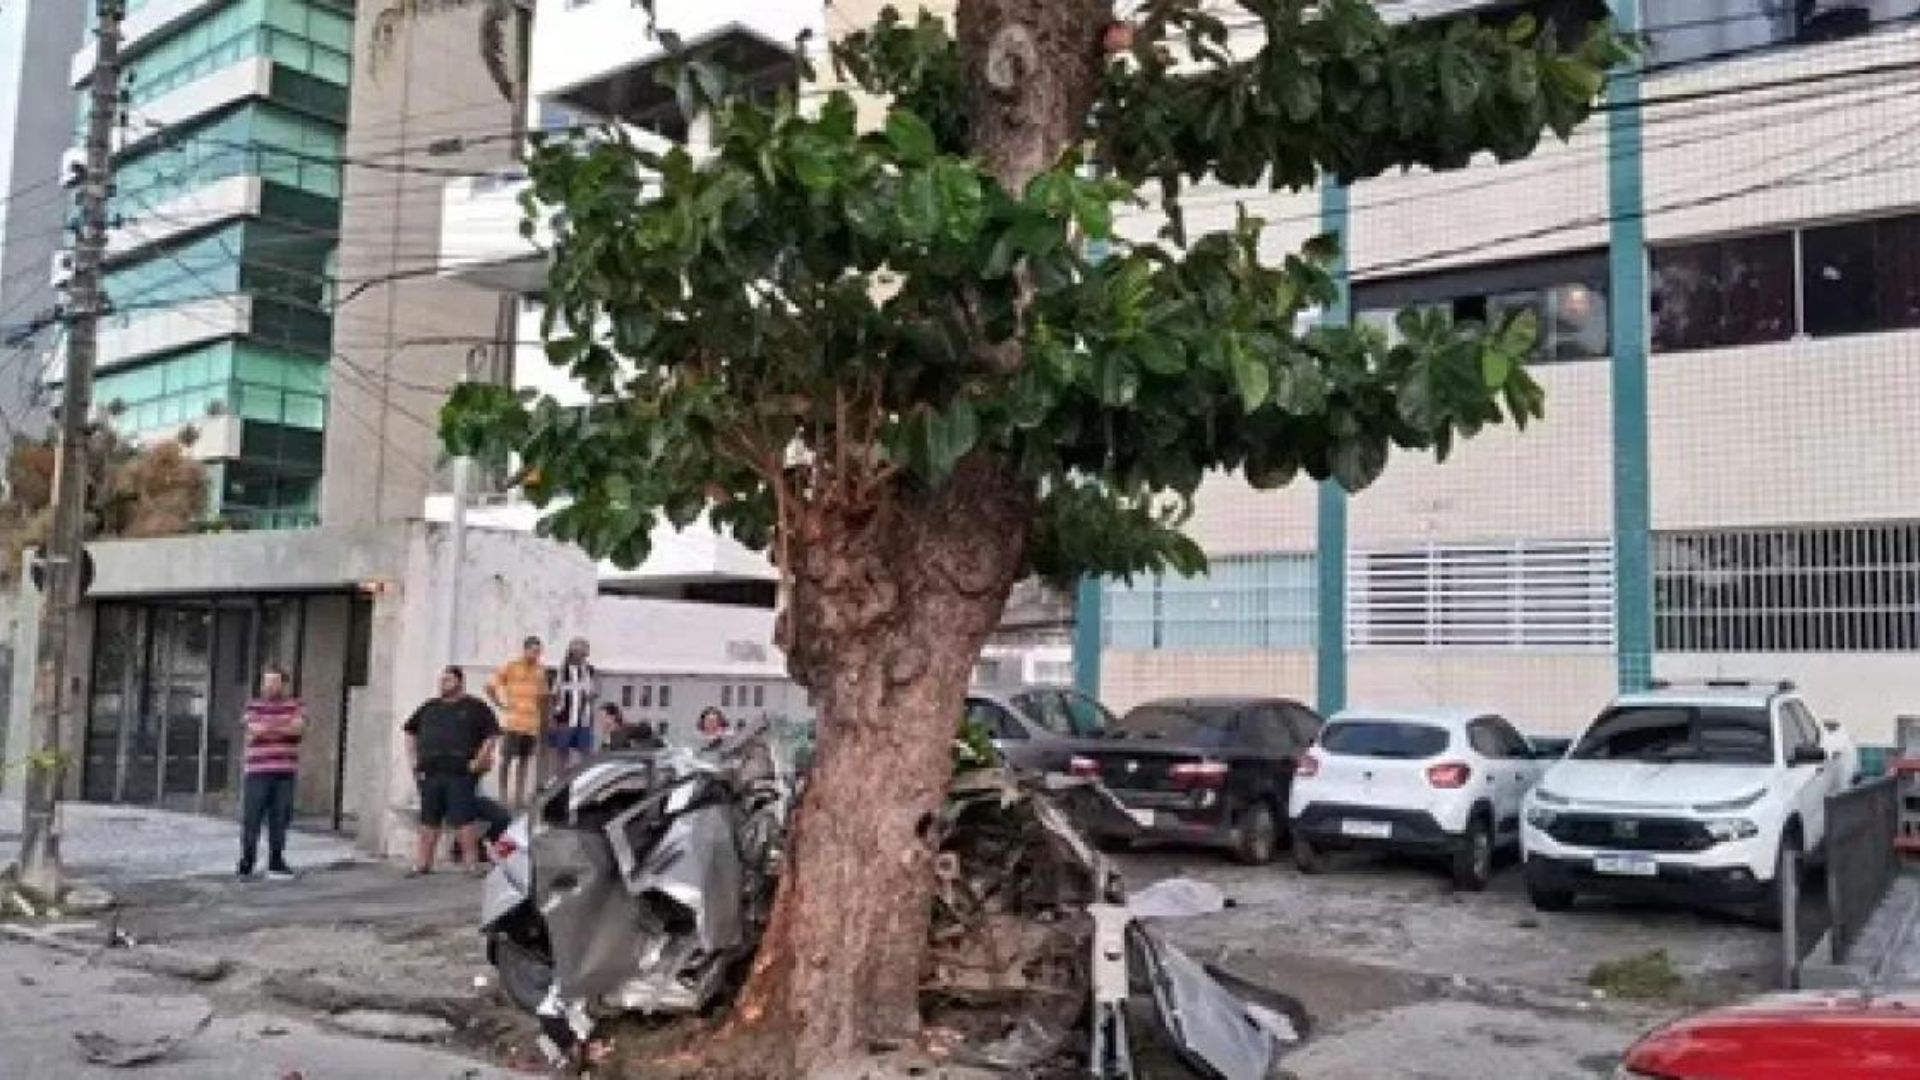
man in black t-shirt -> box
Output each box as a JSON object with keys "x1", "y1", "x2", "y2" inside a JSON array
[{"x1": 404, "y1": 666, "x2": 500, "y2": 875}]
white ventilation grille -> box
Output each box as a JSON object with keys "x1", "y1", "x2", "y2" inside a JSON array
[{"x1": 1348, "y1": 539, "x2": 1617, "y2": 649}]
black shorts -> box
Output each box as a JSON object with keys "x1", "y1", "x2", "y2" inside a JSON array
[
  {"x1": 499, "y1": 732, "x2": 538, "y2": 760},
  {"x1": 417, "y1": 770, "x2": 479, "y2": 828}
]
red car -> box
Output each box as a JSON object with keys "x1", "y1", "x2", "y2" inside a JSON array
[{"x1": 1617, "y1": 990, "x2": 1920, "y2": 1078}]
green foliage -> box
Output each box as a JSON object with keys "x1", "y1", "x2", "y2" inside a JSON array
[
  {"x1": 1098, "y1": 0, "x2": 1632, "y2": 241},
  {"x1": 954, "y1": 715, "x2": 1000, "y2": 772},
  {"x1": 443, "y1": 0, "x2": 1624, "y2": 584}
]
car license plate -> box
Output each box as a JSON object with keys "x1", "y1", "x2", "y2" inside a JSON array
[
  {"x1": 1127, "y1": 808, "x2": 1155, "y2": 829},
  {"x1": 1594, "y1": 853, "x2": 1658, "y2": 877},
  {"x1": 1340, "y1": 819, "x2": 1392, "y2": 840}
]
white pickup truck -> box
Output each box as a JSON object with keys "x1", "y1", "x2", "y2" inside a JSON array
[{"x1": 1521, "y1": 679, "x2": 1857, "y2": 925}]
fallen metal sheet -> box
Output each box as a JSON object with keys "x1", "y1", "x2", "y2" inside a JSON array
[{"x1": 1134, "y1": 927, "x2": 1279, "y2": 1080}]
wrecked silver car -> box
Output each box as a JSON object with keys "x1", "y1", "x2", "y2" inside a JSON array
[
  {"x1": 481, "y1": 732, "x2": 1302, "y2": 1076},
  {"x1": 479, "y1": 725, "x2": 786, "y2": 1056}
]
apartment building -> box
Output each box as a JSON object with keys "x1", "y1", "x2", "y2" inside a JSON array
[
  {"x1": 1088, "y1": 0, "x2": 1920, "y2": 746},
  {"x1": 47, "y1": 0, "x2": 360, "y2": 528}
]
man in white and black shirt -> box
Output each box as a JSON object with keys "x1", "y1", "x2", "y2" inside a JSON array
[{"x1": 546, "y1": 637, "x2": 598, "y2": 771}]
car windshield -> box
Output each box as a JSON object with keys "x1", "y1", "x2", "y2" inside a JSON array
[
  {"x1": 1570, "y1": 705, "x2": 1773, "y2": 765},
  {"x1": 1012, "y1": 691, "x2": 1110, "y2": 738},
  {"x1": 1115, "y1": 705, "x2": 1231, "y2": 745},
  {"x1": 1320, "y1": 720, "x2": 1451, "y2": 759}
]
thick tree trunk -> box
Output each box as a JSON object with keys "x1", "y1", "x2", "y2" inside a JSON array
[
  {"x1": 717, "y1": 3, "x2": 1111, "y2": 1074},
  {"x1": 726, "y1": 457, "x2": 1033, "y2": 1074}
]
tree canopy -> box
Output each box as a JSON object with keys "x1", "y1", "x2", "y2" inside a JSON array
[
  {"x1": 0, "y1": 429, "x2": 208, "y2": 581},
  {"x1": 445, "y1": 0, "x2": 1623, "y2": 597}
]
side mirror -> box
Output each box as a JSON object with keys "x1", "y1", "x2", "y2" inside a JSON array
[
  {"x1": 1822, "y1": 719, "x2": 1840, "y2": 733},
  {"x1": 1790, "y1": 744, "x2": 1827, "y2": 767}
]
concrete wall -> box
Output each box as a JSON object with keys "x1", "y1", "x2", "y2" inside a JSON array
[
  {"x1": 323, "y1": 1, "x2": 526, "y2": 527},
  {"x1": 365, "y1": 522, "x2": 599, "y2": 857},
  {"x1": 294, "y1": 593, "x2": 351, "y2": 818},
  {"x1": 1101, "y1": 649, "x2": 1317, "y2": 714},
  {"x1": 86, "y1": 524, "x2": 408, "y2": 597},
  {"x1": 1348, "y1": 651, "x2": 1617, "y2": 737}
]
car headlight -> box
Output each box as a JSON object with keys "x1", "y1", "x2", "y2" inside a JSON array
[
  {"x1": 1532, "y1": 787, "x2": 1569, "y2": 806},
  {"x1": 1702, "y1": 817, "x2": 1759, "y2": 842},
  {"x1": 1525, "y1": 806, "x2": 1559, "y2": 830}
]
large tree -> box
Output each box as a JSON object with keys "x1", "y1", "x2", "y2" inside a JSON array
[{"x1": 445, "y1": 0, "x2": 1625, "y2": 1071}]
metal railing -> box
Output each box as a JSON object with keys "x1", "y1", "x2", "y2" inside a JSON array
[{"x1": 1825, "y1": 775, "x2": 1902, "y2": 966}]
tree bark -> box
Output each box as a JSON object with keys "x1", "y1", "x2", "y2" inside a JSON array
[
  {"x1": 727, "y1": 457, "x2": 1033, "y2": 1074},
  {"x1": 718, "y1": 3, "x2": 1110, "y2": 1073}
]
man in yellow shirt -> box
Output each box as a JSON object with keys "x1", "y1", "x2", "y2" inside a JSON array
[{"x1": 487, "y1": 636, "x2": 548, "y2": 809}]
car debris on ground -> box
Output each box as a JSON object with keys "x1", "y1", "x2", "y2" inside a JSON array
[{"x1": 480, "y1": 723, "x2": 1308, "y2": 1077}]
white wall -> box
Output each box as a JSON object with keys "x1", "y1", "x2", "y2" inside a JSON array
[{"x1": 1101, "y1": 649, "x2": 1317, "y2": 714}]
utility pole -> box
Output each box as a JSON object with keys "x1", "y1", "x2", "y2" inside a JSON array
[{"x1": 16, "y1": 0, "x2": 123, "y2": 902}]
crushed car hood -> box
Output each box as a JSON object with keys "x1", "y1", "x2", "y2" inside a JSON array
[{"x1": 1542, "y1": 759, "x2": 1773, "y2": 810}]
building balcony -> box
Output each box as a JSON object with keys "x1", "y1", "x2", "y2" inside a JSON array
[{"x1": 530, "y1": 0, "x2": 818, "y2": 129}]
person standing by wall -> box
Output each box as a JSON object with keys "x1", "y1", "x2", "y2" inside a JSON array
[
  {"x1": 487, "y1": 636, "x2": 548, "y2": 810},
  {"x1": 238, "y1": 666, "x2": 304, "y2": 881},
  {"x1": 403, "y1": 666, "x2": 499, "y2": 875},
  {"x1": 548, "y1": 637, "x2": 598, "y2": 772}
]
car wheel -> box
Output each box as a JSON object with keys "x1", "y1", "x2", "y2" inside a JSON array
[
  {"x1": 1235, "y1": 803, "x2": 1279, "y2": 865},
  {"x1": 1527, "y1": 882, "x2": 1574, "y2": 912},
  {"x1": 1293, "y1": 832, "x2": 1323, "y2": 875},
  {"x1": 1451, "y1": 816, "x2": 1494, "y2": 892},
  {"x1": 490, "y1": 928, "x2": 553, "y2": 1014}
]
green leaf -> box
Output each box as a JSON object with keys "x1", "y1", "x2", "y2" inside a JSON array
[
  {"x1": 1073, "y1": 189, "x2": 1114, "y2": 239},
  {"x1": 1506, "y1": 51, "x2": 1539, "y2": 102},
  {"x1": 1228, "y1": 337, "x2": 1270, "y2": 412},
  {"x1": 1329, "y1": 434, "x2": 1389, "y2": 492},
  {"x1": 1436, "y1": 46, "x2": 1484, "y2": 116},
  {"x1": 898, "y1": 171, "x2": 940, "y2": 241},
  {"x1": 884, "y1": 109, "x2": 938, "y2": 163},
  {"x1": 1481, "y1": 348, "x2": 1512, "y2": 388},
  {"x1": 1135, "y1": 336, "x2": 1186, "y2": 376}
]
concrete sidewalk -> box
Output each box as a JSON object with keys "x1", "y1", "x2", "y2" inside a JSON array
[{"x1": 0, "y1": 800, "x2": 365, "y2": 886}]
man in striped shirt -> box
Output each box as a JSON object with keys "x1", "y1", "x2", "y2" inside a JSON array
[{"x1": 238, "y1": 666, "x2": 305, "y2": 880}]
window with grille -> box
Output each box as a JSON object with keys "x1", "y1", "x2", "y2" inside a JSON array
[
  {"x1": 1655, "y1": 522, "x2": 1920, "y2": 652},
  {"x1": 1102, "y1": 553, "x2": 1317, "y2": 651},
  {"x1": 1348, "y1": 540, "x2": 1615, "y2": 649}
]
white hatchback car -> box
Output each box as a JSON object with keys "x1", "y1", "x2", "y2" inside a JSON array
[{"x1": 1289, "y1": 709, "x2": 1547, "y2": 890}]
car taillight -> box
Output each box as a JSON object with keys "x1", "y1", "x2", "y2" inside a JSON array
[
  {"x1": 1067, "y1": 755, "x2": 1101, "y2": 779},
  {"x1": 1295, "y1": 753, "x2": 1321, "y2": 778},
  {"x1": 491, "y1": 836, "x2": 520, "y2": 859},
  {"x1": 1426, "y1": 762, "x2": 1472, "y2": 789},
  {"x1": 1170, "y1": 761, "x2": 1229, "y2": 789}
]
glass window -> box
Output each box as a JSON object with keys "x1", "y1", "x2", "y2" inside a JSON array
[
  {"x1": 1059, "y1": 692, "x2": 1116, "y2": 738},
  {"x1": 1321, "y1": 720, "x2": 1451, "y2": 758},
  {"x1": 1651, "y1": 234, "x2": 1795, "y2": 352},
  {"x1": 620, "y1": 685, "x2": 633, "y2": 708},
  {"x1": 1115, "y1": 704, "x2": 1232, "y2": 746},
  {"x1": 720, "y1": 685, "x2": 732, "y2": 708},
  {"x1": 1103, "y1": 552, "x2": 1317, "y2": 651},
  {"x1": 1012, "y1": 691, "x2": 1075, "y2": 736},
  {"x1": 1487, "y1": 717, "x2": 1530, "y2": 758},
  {"x1": 752, "y1": 685, "x2": 765, "y2": 708},
  {"x1": 1571, "y1": 705, "x2": 1774, "y2": 766},
  {"x1": 659, "y1": 685, "x2": 671, "y2": 708},
  {"x1": 966, "y1": 700, "x2": 1026, "y2": 741},
  {"x1": 1802, "y1": 215, "x2": 1920, "y2": 338},
  {"x1": 1548, "y1": 281, "x2": 1608, "y2": 360}
]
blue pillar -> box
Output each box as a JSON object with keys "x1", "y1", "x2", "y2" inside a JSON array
[
  {"x1": 1073, "y1": 576, "x2": 1103, "y2": 697},
  {"x1": 1606, "y1": 0, "x2": 1653, "y2": 692},
  {"x1": 1316, "y1": 181, "x2": 1351, "y2": 716}
]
